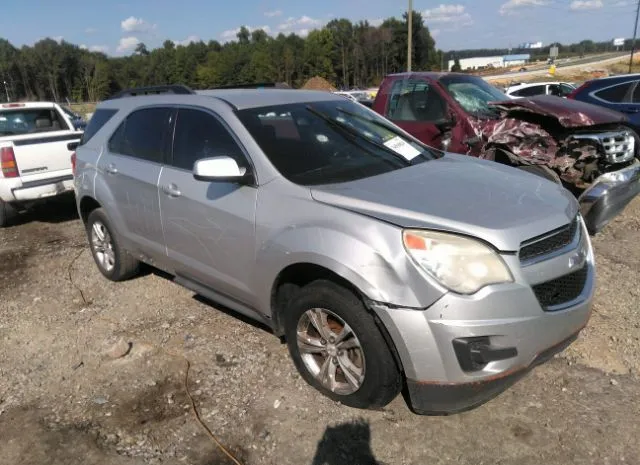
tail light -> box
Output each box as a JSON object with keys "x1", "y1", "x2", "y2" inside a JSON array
[
  {"x1": 71, "y1": 152, "x2": 77, "y2": 176},
  {"x1": 567, "y1": 81, "x2": 591, "y2": 100},
  {"x1": 0, "y1": 146, "x2": 19, "y2": 178}
]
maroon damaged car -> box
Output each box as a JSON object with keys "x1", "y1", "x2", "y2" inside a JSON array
[{"x1": 373, "y1": 72, "x2": 640, "y2": 234}]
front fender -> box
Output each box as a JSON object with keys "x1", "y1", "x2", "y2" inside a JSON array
[{"x1": 255, "y1": 225, "x2": 428, "y2": 316}]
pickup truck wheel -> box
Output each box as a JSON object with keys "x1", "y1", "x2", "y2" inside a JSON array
[
  {"x1": 518, "y1": 165, "x2": 561, "y2": 184},
  {"x1": 0, "y1": 199, "x2": 19, "y2": 228},
  {"x1": 284, "y1": 280, "x2": 401, "y2": 410},
  {"x1": 86, "y1": 208, "x2": 139, "y2": 281}
]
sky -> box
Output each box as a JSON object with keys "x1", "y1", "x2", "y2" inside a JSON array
[{"x1": 0, "y1": 0, "x2": 637, "y2": 54}]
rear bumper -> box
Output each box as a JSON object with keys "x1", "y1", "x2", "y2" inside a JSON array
[
  {"x1": 0, "y1": 175, "x2": 74, "y2": 203},
  {"x1": 579, "y1": 160, "x2": 640, "y2": 234}
]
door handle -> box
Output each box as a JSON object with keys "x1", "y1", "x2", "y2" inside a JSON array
[
  {"x1": 105, "y1": 163, "x2": 118, "y2": 175},
  {"x1": 623, "y1": 107, "x2": 640, "y2": 114},
  {"x1": 162, "y1": 183, "x2": 182, "y2": 198}
]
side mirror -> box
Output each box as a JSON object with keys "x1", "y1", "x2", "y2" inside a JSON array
[
  {"x1": 193, "y1": 156, "x2": 248, "y2": 183},
  {"x1": 435, "y1": 111, "x2": 457, "y2": 133}
]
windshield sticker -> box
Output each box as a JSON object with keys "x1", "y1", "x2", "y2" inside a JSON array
[{"x1": 383, "y1": 136, "x2": 421, "y2": 161}]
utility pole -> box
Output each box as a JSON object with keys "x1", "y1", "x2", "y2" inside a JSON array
[
  {"x1": 407, "y1": 0, "x2": 413, "y2": 72},
  {"x1": 629, "y1": 0, "x2": 640, "y2": 73}
]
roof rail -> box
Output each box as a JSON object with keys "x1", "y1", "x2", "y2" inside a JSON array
[
  {"x1": 107, "y1": 85, "x2": 195, "y2": 100},
  {"x1": 208, "y1": 82, "x2": 291, "y2": 90}
]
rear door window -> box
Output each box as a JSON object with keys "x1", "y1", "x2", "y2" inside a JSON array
[
  {"x1": 79, "y1": 109, "x2": 117, "y2": 145},
  {"x1": 0, "y1": 108, "x2": 69, "y2": 136},
  {"x1": 594, "y1": 82, "x2": 633, "y2": 103},
  {"x1": 512, "y1": 85, "x2": 545, "y2": 97},
  {"x1": 170, "y1": 108, "x2": 246, "y2": 171},
  {"x1": 108, "y1": 107, "x2": 174, "y2": 163},
  {"x1": 386, "y1": 79, "x2": 447, "y2": 122}
]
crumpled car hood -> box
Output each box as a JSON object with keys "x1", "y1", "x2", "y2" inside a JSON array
[
  {"x1": 310, "y1": 154, "x2": 578, "y2": 252},
  {"x1": 489, "y1": 94, "x2": 628, "y2": 128}
]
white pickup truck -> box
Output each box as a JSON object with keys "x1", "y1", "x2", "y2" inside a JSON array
[{"x1": 0, "y1": 102, "x2": 83, "y2": 226}]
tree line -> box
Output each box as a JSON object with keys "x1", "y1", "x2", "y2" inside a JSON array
[{"x1": 0, "y1": 12, "x2": 442, "y2": 103}]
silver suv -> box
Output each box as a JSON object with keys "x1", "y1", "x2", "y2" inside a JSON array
[{"x1": 74, "y1": 85, "x2": 595, "y2": 414}]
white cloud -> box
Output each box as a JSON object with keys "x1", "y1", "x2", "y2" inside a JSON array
[
  {"x1": 53, "y1": 36, "x2": 64, "y2": 43},
  {"x1": 264, "y1": 10, "x2": 282, "y2": 17},
  {"x1": 80, "y1": 44, "x2": 88, "y2": 50},
  {"x1": 117, "y1": 36, "x2": 139, "y2": 52},
  {"x1": 570, "y1": 0, "x2": 603, "y2": 9},
  {"x1": 220, "y1": 25, "x2": 271, "y2": 41},
  {"x1": 277, "y1": 15, "x2": 323, "y2": 35},
  {"x1": 89, "y1": 45, "x2": 109, "y2": 53},
  {"x1": 423, "y1": 4, "x2": 473, "y2": 26},
  {"x1": 175, "y1": 35, "x2": 200, "y2": 46},
  {"x1": 499, "y1": 0, "x2": 548, "y2": 15},
  {"x1": 85, "y1": 27, "x2": 97, "y2": 34},
  {"x1": 370, "y1": 18, "x2": 384, "y2": 27},
  {"x1": 431, "y1": 29, "x2": 442, "y2": 37},
  {"x1": 121, "y1": 16, "x2": 156, "y2": 33}
]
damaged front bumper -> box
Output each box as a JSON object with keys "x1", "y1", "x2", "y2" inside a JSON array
[{"x1": 579, "y1": 159, "x2": 640, "y2": 234}]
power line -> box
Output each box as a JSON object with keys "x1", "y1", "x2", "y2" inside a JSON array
[{"x1": 629, "y1": 0, "x2": 640, "y2": 72}]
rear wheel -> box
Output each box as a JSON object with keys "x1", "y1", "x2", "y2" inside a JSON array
[
  {"x1": 86, "y1": 208, "x2": 139, "y2": 281},
  {"x1": 0, "y1": 199, "x2": 19, "y2": 228},
  {"x1": 284, "y1": 280, "x2": 401, "y2": 410}
]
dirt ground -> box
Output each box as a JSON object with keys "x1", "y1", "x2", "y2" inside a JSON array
[{"x1": 0, "y1": 193, "x2": 639, "y2": 465}]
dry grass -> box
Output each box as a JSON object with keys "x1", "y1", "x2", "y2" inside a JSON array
[{"x1": 67, "y1": 102, "x2": 97, "y2": 119}]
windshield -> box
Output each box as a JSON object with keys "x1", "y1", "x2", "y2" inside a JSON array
[
  {"x1": 440, "y1": 75, "x2": 508, "y2": 117},
  {"x1": 237, "y1": 100, "x2": 438, "y2": 186}
]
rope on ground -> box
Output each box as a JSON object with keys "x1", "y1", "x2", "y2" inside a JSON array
[
  {"x1": 182, "y1": 357, "x2": 244, "y2": 465},
  {"x1": 67, "y1": 248, "x2": 90, "y2": 305}
]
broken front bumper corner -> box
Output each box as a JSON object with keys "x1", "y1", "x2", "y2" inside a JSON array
[{"x1": 579, "y1": 160, "x2": 640, "y2": 235}]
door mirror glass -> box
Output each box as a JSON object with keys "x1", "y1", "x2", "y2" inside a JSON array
[
  {"x1": 193, "y1": 156, "x2": 247, "y2": 182},
  {"x1": 435, "y1": 111, "x2": 456, "y2": 133}
]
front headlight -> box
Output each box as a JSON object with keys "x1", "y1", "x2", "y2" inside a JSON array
[{"x1": 403, "y1": 230, "x2": 513, "y2": 294}]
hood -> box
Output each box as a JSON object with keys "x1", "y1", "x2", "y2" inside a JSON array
[
  {"x1": 489, "y1": 94, "x2": 627, "y2": 128},
  {"x1": 310, "y1": 154, "x2": 579, "y2": 252}
]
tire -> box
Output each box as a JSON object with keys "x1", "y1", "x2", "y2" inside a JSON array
[
  {"x1": 518, "y1": 164, "x2": 561, "y2": 184},
  {"x1": 86, "y1": 208, "x2": 139, "y2": 281},
  {"x1": 0, "y1": 199, "x2": 19, "y2": 228},
  {"x1": 284, "y1": 280, "x2": 402, "y2": 410}
]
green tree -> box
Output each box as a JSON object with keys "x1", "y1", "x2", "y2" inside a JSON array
[{"x1": 304, "y1": 29, "x2": 335, "y2": 80}]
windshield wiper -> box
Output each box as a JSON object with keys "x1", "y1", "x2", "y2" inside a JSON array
[{"x1": 305, "y1": 105, "x2": 412, "y2": 165}]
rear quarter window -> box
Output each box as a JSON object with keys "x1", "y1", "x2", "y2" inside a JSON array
[
  {"x1": 79, "y1": 109, "x2": 118, "y2": 145},
  {"x1": 594, "y1": 82, "x2": 634, "y2": 103}
]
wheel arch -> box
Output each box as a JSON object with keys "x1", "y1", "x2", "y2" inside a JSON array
[{"x1": 79, "y1": 195, "x2": 102, "y2": 224}]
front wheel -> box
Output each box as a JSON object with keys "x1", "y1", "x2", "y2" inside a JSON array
[{"x1": 284, "y1": 280, "x2": 402, "y2": 410}]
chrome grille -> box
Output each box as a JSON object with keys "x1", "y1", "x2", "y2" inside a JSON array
[
  {"x1": 519, "y1": 218, "x2": 579, "y2": 263},
  {"x1": 571, "y1": 131, "x2": 635, "y2": 165}
]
